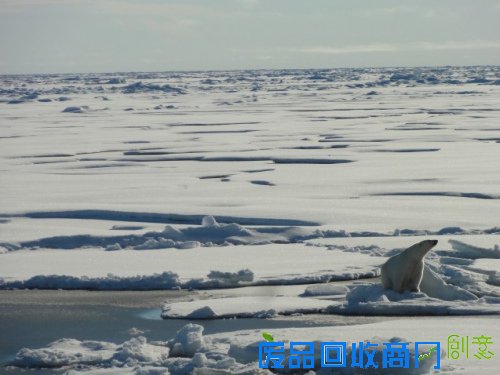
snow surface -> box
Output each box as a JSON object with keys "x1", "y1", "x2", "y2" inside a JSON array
[
  {"x1": 10, "y1": 317, "x2": 499, "y2": 374},
  {"x1": 2, "y1": 67, "x2": 500, "y2": 234},
  {"x1": 162, "y1": 296, "x2": 334, "y2": 319},
  {"x1": 0, "y1": 242, "x2": 381, "y2": 288},
  {"x1": 1, "y1": 67, "x2": 500, "y2": 372}
]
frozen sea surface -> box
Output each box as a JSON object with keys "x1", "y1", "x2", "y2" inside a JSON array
[{"x1": 1, "y1": 66, "x2": 499, "y2": 373}]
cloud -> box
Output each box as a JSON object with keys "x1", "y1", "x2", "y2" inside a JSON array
[
  {"x1": 299, "y1": 44, "x2": 397, "y2": 55},
  {"x1": 297, "y1": 40, "x2": 500, "y2": 55},
  {"x1": 92, "y1": 1, "x2": 208, "y2": 36},
  {"x1": 0, "y1": 0, "x2": 77, "y2": 4},
  {"x1": 94, "y1": 0, "x2": 208, "y2": 17},
  {"x1": 361, "y1": 4, "x2": 416, "y2": 16},
  {"x1": 0, "y1": 0, "x2": 206, "y2": 16},
  {"x1": 236, "y1": 0, "x2": 262, "y2": 9},
  {"x1": 140, "y1": 18, "x2": 197, "y2": 34},
  {"x1": 0, "y1": 0, "x2": 85, "y2": 12},
  {"x1": 417, "y1": 40, "x2": 500, "y2": 51}
]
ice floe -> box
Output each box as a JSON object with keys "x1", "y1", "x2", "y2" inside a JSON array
[
  {"x1": 12, "y1": 316, "x2": 500, "y2": 374},
  {"x1": 162, "y1": 296, "x2": 333, "y2": 319}
]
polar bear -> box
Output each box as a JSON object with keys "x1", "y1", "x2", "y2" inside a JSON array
[{"x1": 381, "y1": 240, "x2": 438, "y2": 293}]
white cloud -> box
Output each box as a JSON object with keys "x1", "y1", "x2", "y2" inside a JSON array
[
  {"x1": 0, "y1": 0, "x2": 77, "y2": 4},
  {"x1": 236, "y1": 0, "x2": 262, "y2": 9},
  {"x1": 297, "y1": 41, "x2": 500, "y2": 55},
  {"x1": 0, "y1": 0, "x2": 206, "y2": 16},
  {"x1": 0, "y1": 0, "x2": 85, "y2": 12},
  {"x1": 91, "y1": 1, "x2": 208, "y2": 36},
  {"x1": 94, "y1": 0, "x2": 209, "y2": 17},
  {"x1": 299, "y1": 44, "x2": 397, "y2": 55},
  {"x1": 417, "y1": 40, "x2": 500, "y2": 51},
  {"x1": 361, "y1": 4, "x2": 416, "y2": 16}
]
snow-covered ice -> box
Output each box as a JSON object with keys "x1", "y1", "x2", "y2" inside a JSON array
[
  {"x1": 10, "y1": 317, "x2": 500, "y2": 374},
  {"x1": 1, "y1": 66, "x2": 500, "y2": 372},
  {"x1": 0, "y1": 242, "x2": 381, "y2": 289},
  {"x1": 162, "y1": 296, "x2": 334, "y2": 319}
]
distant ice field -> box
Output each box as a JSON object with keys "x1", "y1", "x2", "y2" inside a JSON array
[
  {"x1": 1, "y1": 67, "x2": 499, "y2": 232},
  {"x1": 1, "y1": 66, "x2": 499, "y2": 289},
  {"x1": 1, "y1": 66, "x2": 499, "y2": 374},
  {"x1": 0, "y1": 66, "x2": 498, "y2": 289}
]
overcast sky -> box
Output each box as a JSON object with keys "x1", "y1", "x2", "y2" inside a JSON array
[{"x1": 1, "y1": 0, "x2": 499, "y2": 74}]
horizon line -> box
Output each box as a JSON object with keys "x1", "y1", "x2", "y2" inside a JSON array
[{"x1": 1, "y1": 63, "x2": 499, "y2": 77}]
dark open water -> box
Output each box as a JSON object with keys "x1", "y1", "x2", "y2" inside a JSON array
[{"x1": 0, "y1": 290, "x2": 333, "y2": 374}]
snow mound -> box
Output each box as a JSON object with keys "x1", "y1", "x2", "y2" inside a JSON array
[
  {"x1": 439, "y1": 263, "x2": 500, "y2": 298},
  {"x1": 11, "y1": 216, "x2": 261, "y2": 250},
  {"x1": 328, "y1": 284, "x2": 500, "y2": 315},
  {"x1": 169, "y1": 324, "x2": 207, "y2": 357},
  {"x1": 7, "y1": 214, "x2": 500, "y2": 252},
  {"x1": 3, "y1": 272, "x2": 180, "y2": 290},
  {"x1": 161, "y1": 216, "x2": 254, "y2": 245},
  {"x1": 162, "y1": 296, "x2": 332, "y2": 319},
  {"x1": 12, "y1": 338, "x2": 117, "y2": 368},
  {"x1": 302, "y1": 283, "x2": 350, "y2": 296},
  {"x1": 112, "y1": 336, "x2": 169, "y2": 364},
  {"x1": 106, "y1": 77, "x2": 126, "y2": 84},
  {"x1": 62, "y1": 106, "x2": 89, "y2": 113},
  {"x1": 201, "y1": 215, "x2": 218, "y2": 227},
  {"x1": 0, "y1": 267, "x2": 278, "y2": 290},
  {"x1": 449, "y1": 240, "x2": 500, "y2": 259},
  {"x1": 420, "y1": 265, "x2": 478, "y2": 301},
  {"x1": 106, "y1": 243, "x2": 122, "y2": 251},
  {"x1": 122, "y1": 82, "x2": 185, "y2": 94},
  {"x1": 207, "y1": 269, "x2": 254, "y2": 286},
  {"x1": 11, "y1": 324, "x2": 263, "y2": 374}
]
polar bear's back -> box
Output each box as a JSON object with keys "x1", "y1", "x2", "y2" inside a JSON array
[{"x1": 380, "y1": 255, "x2": 399, "y2": 289}]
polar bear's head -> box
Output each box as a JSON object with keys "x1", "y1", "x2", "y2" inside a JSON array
[{"x1": 406, "y1": 239, "x2": 438, "y2": 260}]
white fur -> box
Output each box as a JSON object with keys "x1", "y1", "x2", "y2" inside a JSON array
[{"x1": 381, "y1": 240, "x2": 438, "y2": 293}]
